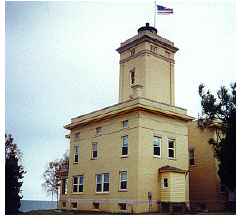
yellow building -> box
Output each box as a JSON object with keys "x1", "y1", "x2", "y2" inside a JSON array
[
  {"x1": 59, "y1": 23, "x2": 194, "y2": 213},
  {"x1": 188, "y1": 121, "x2": 229, "y2": 212}
]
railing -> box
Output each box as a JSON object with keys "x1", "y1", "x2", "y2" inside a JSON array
[{"x1": 61, "y1": 162, "x2": 69, "y2": 172}]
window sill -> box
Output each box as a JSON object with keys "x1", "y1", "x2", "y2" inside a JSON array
[
  {"x1": 94, "y1": 192, "x2": 109, "y2": 195},
  {"x1": 73, "y1": 162, "x2": 78, "y2": 165},
  {"x1": 118, "y1": 189, "x2": 127, "y2": 192},
  {"x1": 168, "y1": 158, "x2": 177, "y2": 161},
  {"x1": 91, "y1": 158, "x2": 98, "y2": 160},
  {"x1": 153, "y1": 156, "x2": 162, "y2": 159},
  {"x1": 121, "y1": 155, "x2": 128, "y2": 158},
  {"x1": 72, "y1": 193, "x2": 83, "y2": 195}
]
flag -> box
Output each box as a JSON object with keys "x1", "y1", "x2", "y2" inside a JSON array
[{"x1": 157, "y1": 5, "x2": 173, "y2": 15}]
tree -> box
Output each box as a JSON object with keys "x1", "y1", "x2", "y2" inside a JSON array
[
  {"x1": 42, "y1": 150, "x2": 69, "y2": 209},
  {"x1": 5, "y1": 134, "x2": 26, "y2": 215},
  {"x1": 198, "y1": 82, "x2": 236, "y2": 192}
]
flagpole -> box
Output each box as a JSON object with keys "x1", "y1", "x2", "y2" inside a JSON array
[{"x1": 154, "y1": 1, "x2": 156, "y2": 28}]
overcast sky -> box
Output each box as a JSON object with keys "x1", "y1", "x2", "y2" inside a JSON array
[{"x1": 5, "y1": 1, "x2": 236, "y2": 201}]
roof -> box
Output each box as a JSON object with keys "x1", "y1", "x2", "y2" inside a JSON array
[
  {"x1": 158, "y1": 165, "x2": 188, "y2": 174},
  {"x1": 64, "y1": 97, "x2": 195, "y2": 130}
]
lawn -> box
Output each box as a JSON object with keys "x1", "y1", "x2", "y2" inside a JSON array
[{"x1": 19, "y1": 209, "x2": 236, "y2": 215}]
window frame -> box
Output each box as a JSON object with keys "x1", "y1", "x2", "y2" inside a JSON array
[
  {"x1": 118, "y1": 203, "x2": 127, "y2": 211},
  {"x1": 96, "y1": 127, "x2": 102, "y2": 135},
  {"x1": 93, "y1": 203, "x2": 99, "y2": 210},
  {"x1": 153, "y1": 137, "x2": 161, "y2": 157},
  {"x1": 62, "y1": 178, "x2": 68, "y2": 195},
  {"x1": 92, "y1": 142, "x2": 98, "y2": 159},
  {"x1": 122, "y1": 136, "x2": 128, "y2": 156},
  {"x1": 73, "y1": 175, "x2": 84, "y2": 194},
  {"x1": 75, "y1": 132, "x2": 80, "y2": 139},
  {"x1": 189, "y1": 150, "x2": 195, "y2": 166},
  {"x1": 71, "y1": 202, "x2": 77, "y2": 209},
  {"x1": 150, "y1": 45, "x2": 157, "y2": 52},
  {"x1": 122, "y1": 120, "x2": 128, "y2": 129},
  {"x1": 74, "y1": 146, "x2": 79, "y2": 163},
  {"x1": 130, "y1": 70, "x2": 135, "y2": 85},
  {"x1": 96, "y1": 174, "x2": 109, "y2": 193},
  {"x1": 130, "y1": 48, "x2": 135, "y2": 56},
  {"x1": 162, "y1": 178, "x2": 168, "y2": 189},
  {"x1": 168, "y1": 139, "x2": 175, "y2": 159},
  {"x1": 120, "y1": 172, "x2": 127, "y2": 190},
  {"x1": 165, "y1": 51, "x2": 170, "y2": 58}
]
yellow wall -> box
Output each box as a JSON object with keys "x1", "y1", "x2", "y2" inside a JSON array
[{"x1": 188, "y1": 121, "x2": 228, "y2": 211}]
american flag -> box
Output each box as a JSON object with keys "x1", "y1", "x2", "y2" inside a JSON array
[{"x1": 157, "y1": 5, "x2": 173, "y2": 15}]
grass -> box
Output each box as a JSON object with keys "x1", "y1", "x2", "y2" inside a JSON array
[{"x1": 19, "y1": 210, "x2": 236, "y2": 215}]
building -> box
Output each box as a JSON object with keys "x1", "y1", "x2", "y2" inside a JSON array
[
  {"x1": 188, "y1": 121, "x2": 232, "y2": 212},
  {"x1": 59, "y1": 23, "x2": 194, "y2": 213}
]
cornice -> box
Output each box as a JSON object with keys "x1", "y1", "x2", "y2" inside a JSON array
[
  {"x1": 119, "y1": 49, "x2": 175, "y2": 64},
  {"x1": 64, "y1": 99, "x2": 195, "y2": 130},
  {"x1": 116, "y1": 34, "x2": 179, "y2": 54}
]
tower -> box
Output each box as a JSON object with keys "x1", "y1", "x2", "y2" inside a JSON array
[{"x1": 116, "y1": 23, "x2": 179, "y2": 105}]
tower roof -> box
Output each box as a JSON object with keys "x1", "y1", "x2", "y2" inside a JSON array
[{"x1": 138, "y1": 23, "x2": 157, "y2": 34}]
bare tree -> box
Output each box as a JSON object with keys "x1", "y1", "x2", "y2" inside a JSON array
[{"x1": 42, "y1": 150, "x2": 69, "y2": 209}]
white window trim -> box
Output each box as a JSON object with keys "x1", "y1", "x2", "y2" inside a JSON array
[
  {"x1": 122, "y1": 136, "x2": 128, "y2": 156},
  {"x1": 73, "y1": 175, "x2": 84, "y2": 194},
  {"x1": 162, "y1": 178, "x2": 168, "y2": 189},
  {"x1": 119, "y1": 172, "x2": 127, "y2": 191},
  {"x1": 95, "y1": 174, "x2": 109, "y2": 193},
  {"x1": 153, "y1": 137, "x2": 161, "y2": 157},
  {"x1": 92, "y1": 142, "x2": 98, "y2": 159},
  {"x1": 74, "y1": 146, "x2": 79, "y2": 163},
  {"x1": 168, "y1": 139, "x2": 175, "y2": 159}
]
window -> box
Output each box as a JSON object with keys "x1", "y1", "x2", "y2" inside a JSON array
[
  {"x1": 75, "y1": 133, "x2": 80, "y2": 139},
  {"x1": 120, "y1": 172, "x2": 127, "y2": 190},
  {"x1": 150, "y1": 45, "x2": 157, "y2": 52},
  {"x1": 119, "y1": 203, "x2": 127, "y2": 211},
  {"x1": 92, "y1": 142, "x2": 98, "y2": 158},
  {"x1": 93, "y1": 203, "x2": 99, "y2": 210},
  {"x1": 162, "y1": 178, "x2": 168, "y2": 189},
  {"x1": 168, "y1": 139, "x2": 175, "y2": 158},
  {"x1": 96, "y1": 174, "x2": 109, "y2": 192},
  {"x1": 130, "y1": 48, "x2": 135, "y2": 55},
  {"x1": 122, "y1": 137, "x2": 128, "y2": 156},
  {"x1": 130, "y1": 70, "x2": 135, "y2": 85},
  {"x1": 165, "y1": 51, "x2": 170, "y2": 58},
  {"x1": 189, "y1": 150, "x2": 195, "y2": 165},
  {"x1": 62, "y1": 179, "x2": 68, "y2": 194},
  {"x1": 154, "y1": 137, "x2": 161, "y2": 156},
  {"x1": 62, "y1": 202, "x2": 66, "y2": 208},
  {"x1": 221, "y1": 181, "x2": 226, "y2": 192},
  {"x1": 73, "y1": 176, "x2": 83, "y2": 193},
  {"x1": 97, "y1": 127, "x2": 102, "y2": 135},
  {"x1": 71, "y1": 202, "x2": 77, "y2": 209},
  {"x1": 123, "y1": 120, "x2": 128, "y2": 128},
  {"x1": 74, "y1": 146, "x2": 79, "y2": 163}
]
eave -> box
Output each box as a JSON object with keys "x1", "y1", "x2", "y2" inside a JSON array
[{"x1": 64, "y1": 98, "x2": 195, "y2": 130}]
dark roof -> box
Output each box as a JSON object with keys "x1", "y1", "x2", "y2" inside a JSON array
[{"x1": 158, "y1": 165, "x2": 188, "y2": 173}]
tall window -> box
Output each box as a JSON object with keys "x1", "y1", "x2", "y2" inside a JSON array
[
  {"x1": 165, "y1": 51, "x2": 170, "y2": 58},
  {"x1": 73, "y1": 176, "x2": 84, "y2": 193},
  {"x1": 130, "y1": 48, "x2": 135, "y2": 56},
  {"x1": 96, "y1": 174, "x2": 109, "y2": 192},
  {"x1": 168, "y1": 139, "x2": 175, "y2": 158},
  {"x1": 150, "y1": 45, "x2": 157, "y2": 52},
  {"x1": 162, "y1": 178, "x2": 168, "y2": 189},
  {"x1": 120, "y1": 172, "x2": 127, "y2": 190},
  {"x1": 130, "y1": 70, "x2": 135, "y2": 85},
  {"x1": 122, "y1": 137, "x2": 128, "y2": 155},
  {"x1": 75, "y1": 133, "x2": 80, "y2": 139},
  {"x1": 62, "y1": 179, "x2": 68, "y2": 194},
  {"x1": 189, "y1": 150, "x2": 195, "y2": 165},
  {"x1": 122, "y1": 120, "x2": 128, "y2": 128},
  {"x1": 92, "y1": 142, "x2": 98, "y2": 158},
  {"x1": 97, "y1": 127, "x2": 102, "y2": 135},
  {"x1": 74, "y1": 146, "x2": 79, "y2": 163},
  {"x1": 154, "y1": 137, "x2": 161, "y2": 156}
]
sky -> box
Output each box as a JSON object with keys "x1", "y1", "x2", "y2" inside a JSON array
[{"x1": 5, "y1": 1, "x2": 236, "y2": 201}]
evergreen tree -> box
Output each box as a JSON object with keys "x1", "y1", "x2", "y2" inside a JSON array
[
  {"x1": 5, "y1": 134, "x2": 26, "y2": 215},
  {"x1": 198, "y1": 83, "x2": 236, "y2": 191}
]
